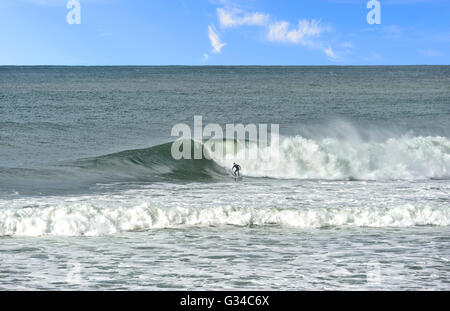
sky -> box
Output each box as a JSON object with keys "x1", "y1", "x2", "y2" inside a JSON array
[{"x1": 0, "y1": 0, "x2": 449, "y2": 65}]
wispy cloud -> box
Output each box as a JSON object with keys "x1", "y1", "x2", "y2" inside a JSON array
[
  {"x1": 217, "y1": 8, "x2": 270, "y2": 28},
  {"x1": 217, "y1": 7, "x2": 326, "y2": 45},
  {"x1": 204, "y1": 5, "x2": 349, "y2": 60},
  {"x1": 208, "y1": 25, "x2": 226, "y2": 54},
  {"x1": 267, "y1": 20, "x2": 323, "y2": 44},
  {"x1": 213, "y1": 7, "x2": 337, "y2": 58},
  {"x1": 324, "y1": 46, "x2": 339, "y2": 60}
]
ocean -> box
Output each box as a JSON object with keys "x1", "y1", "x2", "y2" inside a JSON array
[{"x1": 0, "y1": 66, "x2": 449, "y2": 290}]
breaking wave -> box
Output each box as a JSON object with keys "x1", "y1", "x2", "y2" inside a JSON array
[
  {"x1": 208, "y1": 135, "x2": 450, "y2": 180},
  {"x1": 2, "y1": 134, "x2": 449, "y2": 195},
  {"x1": 72, "y1": 134, "x2": 450, "y2": 182},
  {"x1": 1, "y1": 202, "x2": 449, "y2": 236}
]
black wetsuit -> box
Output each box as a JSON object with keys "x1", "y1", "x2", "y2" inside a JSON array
[{"x1": 232, "y1": 164, "x2": 241, "y2": 176}]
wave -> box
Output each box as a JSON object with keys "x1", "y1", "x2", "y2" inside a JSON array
[
  {"x1": 207, "y1": 135, "x2": 450, "y2": 180},
  {"x1": 3, "y1": 135, "x2": 449, "y2": 193},
  {"x1": 72, "y1": 140, "x2": 227, "y2": 182},
  {"x1": 69, "y1": 134, "x2": 450, "y2": 182},
  {"x1": 1, "y1": 202, "x2": 448, "y2": 236}
]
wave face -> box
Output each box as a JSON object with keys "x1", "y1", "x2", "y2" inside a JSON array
[
  {"x1": 208, "y1": 136, "x2": 450, "y2": 180},
  {"x1": 73, "y1": 141, "x2": 227, "y2": 182},
  {"x1": 1, "y1": 202, "x2": 449, "y2": 237}
]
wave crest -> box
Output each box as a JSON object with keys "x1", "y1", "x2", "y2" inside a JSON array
[
  {"x1": 208, "y1": 135, "x2": 450, "y2": 180},
  {"x1": 1, "y1": 203, "x2": 448, "y2": 236}
]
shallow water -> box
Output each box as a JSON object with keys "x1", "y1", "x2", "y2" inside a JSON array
[{"x1": 1, "y1": 225, "x2": 448, "y2": 290}]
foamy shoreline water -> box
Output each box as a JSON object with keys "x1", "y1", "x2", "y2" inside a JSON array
[{"x1": 1, "y1": 179, "x2": 448, "y2": 236}]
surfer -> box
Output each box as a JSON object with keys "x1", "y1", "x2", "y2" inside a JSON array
[{"x1": 232, "y1": 162, "x2": 241, "y2": 177}]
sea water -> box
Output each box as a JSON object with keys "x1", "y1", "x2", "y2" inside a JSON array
[{"x1": 0, "y1": 66, "x2": 449, "y2": 290}]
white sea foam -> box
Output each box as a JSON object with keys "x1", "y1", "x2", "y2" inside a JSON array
[
  {"x1": 208, "y1": 135, "x2": 450, "y2": 180},
  {"x1": 1, "y1": 199, "x2": 448, "y2": 236}
]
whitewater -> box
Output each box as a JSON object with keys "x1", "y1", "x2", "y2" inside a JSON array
[
  {"x1": 2, "y1": 132, "x2": 449, "y2": 237},
  {"x1": 1, "y1": 180, "x2": 449, "y2": 236},
  {"x1": 207, "y1": 134, "x2": 450, "y2": 180}
]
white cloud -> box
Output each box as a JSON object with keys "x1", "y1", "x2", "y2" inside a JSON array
[
  {"x1": 208, "y1": 25, "x2": 226, "y2": 54},
  {"x1": 324, "y1": 46, "x2": 338, "y2": 59},
  {"x1": 208, "y1": 6, "x2": 343, "y2": 61},
  {"x1": 266, "y1": 19, "x2": 333, "y2": 58},
  {"x1": 267, "y1": 22, "x2": 288, "y2": 42},
  {"x1": 217, "y1": 7, "x2": 324, "y2": 46},
  {"x1": 217, "y1": 8, "x2": 270, "y2": 28},
  {"x1": 267, "y1": 19, "x2": 323, "y2": 44}
]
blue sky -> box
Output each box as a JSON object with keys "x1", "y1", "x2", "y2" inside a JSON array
[{"x1": 0, "y1": 0, "x2": 449, "y2": 65}]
